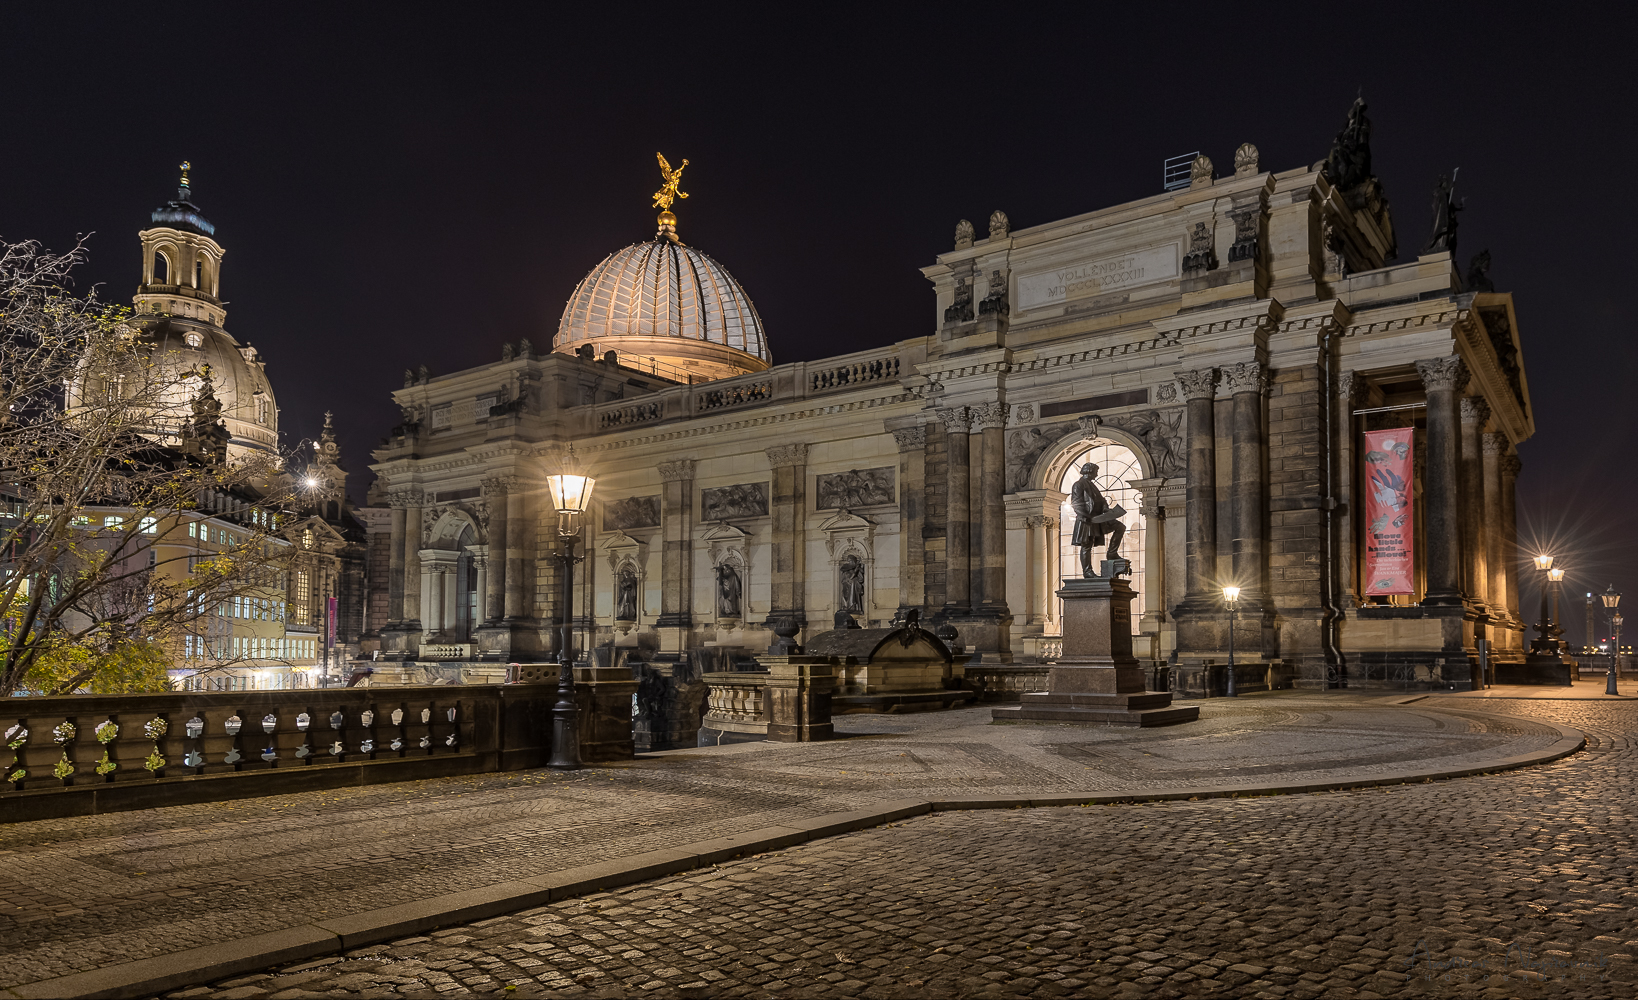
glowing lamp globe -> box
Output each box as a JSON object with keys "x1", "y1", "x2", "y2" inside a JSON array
[
  {"x1": 546, "y1": 473, "x2": 595, "y2": 516},
  {"x1": 1533, "y1": 555, "x2": 1554, "y2": 571},
  {"x1": 1603, "y1": 585, "x2": 1622, "y2": 610},
  {"x1": 1222, "y1": 586, "x2": 1241, "y2": 603},
  {"x1": 1548, "y1": 568, "x2": 1566, "y2": 582}
]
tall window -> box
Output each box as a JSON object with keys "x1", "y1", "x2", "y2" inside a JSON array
[
  {"x1": 1057, "y1": 442, "x2": 1147, "y2": 630},
  {"x1": 294, "y1": 570, "x2": 311, "y2": 624},
  {"x1": 153, "y1": 251, "x2": 169, "y2": 283}
]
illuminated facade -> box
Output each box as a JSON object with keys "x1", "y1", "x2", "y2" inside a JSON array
[{"x1": 372, "y1": 117, "x2": 1536, "y2": 701}]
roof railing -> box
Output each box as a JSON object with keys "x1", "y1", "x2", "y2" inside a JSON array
[{"x1": 1163, "y1": 152, "x2": 1199, "y2": 192}]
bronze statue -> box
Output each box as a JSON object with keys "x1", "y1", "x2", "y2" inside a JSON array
[
  {"x1": 1321, "y1": 94, "x2": 1373, "y2": 191},
  {"x1": 653, "y1": 153, "x2": 689, "y2": 211},
  {"x1": 1070, "y1": 463, "x2": 1126, "y2": 578},
  {"x1": 1422, "y1": 169, "x2": 1463, "y2": 255}
]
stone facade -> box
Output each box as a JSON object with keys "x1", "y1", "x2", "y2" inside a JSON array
[{"x1": 371, "y1": 127, "x2": 1534, "y2": 700}]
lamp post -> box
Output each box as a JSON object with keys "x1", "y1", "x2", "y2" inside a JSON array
[
  {"x1": 1223, "y1": 586, "x2": 1240, "y2": 698},
  {"x1": 1547, "y1": 567, "x2": 1566, "y2": 653},
  {"x1": 1603, "y1": 585, "x2": 1622, "y2": 697},
  {"x1": 545, "y1": 451, "x2": 595, "y2": 771},
  {"x1": 1528, "y1": 555, "x2": 1556, "y2": 655}
]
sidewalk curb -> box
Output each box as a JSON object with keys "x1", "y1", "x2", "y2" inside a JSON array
[{"x1": 5, "y1": 719, "x2": 1585, "y2": 999}]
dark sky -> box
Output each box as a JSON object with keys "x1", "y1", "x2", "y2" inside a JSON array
[{"x1": 5, "y1": 4, "x2": 1635, "y2": 647}]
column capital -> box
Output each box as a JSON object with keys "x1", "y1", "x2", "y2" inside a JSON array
[
  {"x1": 481, "y1": 475, "x2": 516, "y2": 495},
  {"x1": 1482, "y1": 431, "x2": 1506, "y2": 455},
  {"x1": 388, "y1": 489, "x2": 425, "y2": 509},
  {"x1": 1336, "y1": 369, "x2": 1365, "y2": 403},
  {"x1": 1415, "y1": 356, "x2": 1470, "y2": 394},
  {"x1": 1024, "y1": 514, "x2": 1057, "y2": 529},
  {"x1": 891, "y1": 425, "x2": 926, "y2": 452},
  {"x1": 658, "y1": 458, "x2": 698, "y2": 482},
  {"x1": 1500, "y1": 451, "x2": 1521, "y2": 477},
  {"x1": 1460, "y1": 395, "x2": 1490, "y2": 425},
  {"x1": 937, "y1": 406, "x2": 971, "y2": 434},
  {"x1": 1221, "y1": 360, "x2": 1268, "y2": 395},
  {"x1": 763, "y1": 445, "x2": 806, "y2": 469},
  {"x1": 971, "y1": 401, "x2": 1008, "y2": 430},
  {"x1": 1174, "y1": 367, "x2": 1219, "y2": 400}
]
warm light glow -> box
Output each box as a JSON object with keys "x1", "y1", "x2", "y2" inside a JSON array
[
  {"x1": 1548, "y1": 568, "x2": 1566, "y2": 582},
  {"x1": 1533, "y1": 554, "x2": 1554, "y2": 571},
  {"x1": 1604, "y1": 585, "x2": 1622, "y2": 609},
  {"x1": 1222, "y1": 586, "x2": 1241, "y2": 603},
  {"x1": 545, "y1": 473, "x2": 596, "y2": 514},
  {"x1": 304, "y1": 477, "x2": 319, "y2": 488}
]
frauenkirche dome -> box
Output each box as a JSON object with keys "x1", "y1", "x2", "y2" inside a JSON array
[{"x1": 552, "y1": 155, "x2": 771, "y2": 382}]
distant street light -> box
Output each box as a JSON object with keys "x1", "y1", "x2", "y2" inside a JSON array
[
  {"x1": 1602, "y1": 585, "x2": 1623, "y2": 697},
  {"x1": 545, "y1": 448, "x2": 596, "y2": 771},
  {"x1": 1547, "y1": 567, "x2": 1566, "y2": 652},
  {"x1": 1223, "y1": 586, "x2": 1241, "y2": 698},
  {"x1": 1529, "y1": 557, "x2": 1559, "y2": 656}
]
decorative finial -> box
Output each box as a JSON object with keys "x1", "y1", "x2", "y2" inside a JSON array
[
  {"x1": 179, "y1": 161, "x2": 192, "y2": 189},
  {"x1": 653, "y1": 152, "x2": 689, "y2": 241}
]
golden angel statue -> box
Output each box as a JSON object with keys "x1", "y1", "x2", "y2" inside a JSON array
[{"x1": 652, "y1": 153, "x2": 689, "y2": 211}]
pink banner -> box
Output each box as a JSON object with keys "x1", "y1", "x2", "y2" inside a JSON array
[
  {"x1": 1363, "y1": 428, "x2": 1415, "y2": 595},
  {"x1": 326, "y1": 596, "x2": 338, "y2": 648}
]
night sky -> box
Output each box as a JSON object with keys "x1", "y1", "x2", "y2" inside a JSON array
[{"x1": 5, "y1": 5, "x2": 1634, "y2": 648}]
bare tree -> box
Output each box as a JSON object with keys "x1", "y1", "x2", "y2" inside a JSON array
[{"x1": 1, "y1": 238, "x2": 320, "y2": 696}]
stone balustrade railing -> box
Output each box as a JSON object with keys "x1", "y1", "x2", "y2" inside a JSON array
[
  {"x1": 702, "y1": 671, "x2": 770, "y2": 726},
  {"x1": 809, "y1": 355, "x2": 900, "y2": 393},
  {"x1": 696, "y1": 379, "x2": 773, "y2": 412},
  {"x1": 598, "y1": 401, "x2": 663, "y2": 430},
  {"x1": 1, "y1": 675, "x2": 635, "y2": 823}
]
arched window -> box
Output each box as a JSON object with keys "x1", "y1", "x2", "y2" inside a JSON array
[
  {"x1": 1057, "y1": 442, "x2": 1147, "y2": 630},
  {"x1": 153, "y1": 251, "x2": 169, "y2": 284},
  {"x1": 194, "y1": 256, "x2": 204, "y2": 289}
]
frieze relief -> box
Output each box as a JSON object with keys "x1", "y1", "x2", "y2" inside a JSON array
[
  {"x1": 602, "y1": 495, "x2": 661, "y2": 531},
  {"x1": 701, "y1": 482, "x2": 769, "y2": 520},
  {"x1": 816, "y1": 467, "x2": 896, "y2": 510}
]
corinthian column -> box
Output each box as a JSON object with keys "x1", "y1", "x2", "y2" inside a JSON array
[
  {"x1": 973, "y1": 401, "x2": 1008, "y2": 613},
  {"x1": 1500, "y1": 451, "x2": 1523, "y2": 647},
  {"x1": 402, "y1": 491, "x2": 423, "y2": 624},
  {"x1": 1416, "y1": 357, "x2": 1470, "y2": 606},
  {"x1": 483, "y1": 477, "x2": 509, "y2": 624},
  {"x1": 1175, "y1": 367, "x2": 1219, "y2": 605},
  {"x1": 1483, "y1": 432, "x2": 1507, "y2": 621},
  {"x1": 657, "y1": 459, "x2": 697, "y2": 646},
  {"x1": 387, "y1": 494, "x2": 407, "y2": 623},
  {"x1": 891, "y1": 425, "x2": 927, "y2": 611},
  {"x1": 1459, "y1": 396, "x2": 1490, "y2": 608},
  {"x1": 939, "y1": 407, "x2": 972, "y2": 612},
  {"x1": 1223, "y1": 362, "x2": 1268, "y2": 602},
  {"x1": 765, "y1": 445, "x2": 807, "y2": 627}
]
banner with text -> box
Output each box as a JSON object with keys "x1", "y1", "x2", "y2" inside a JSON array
[{"x1": 1363, "y1": 428, "x2": 1415, "y2": 595}]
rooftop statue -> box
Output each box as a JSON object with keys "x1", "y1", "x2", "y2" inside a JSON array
[
  {"x1": 1422, "y1": 168, "x2": 1464, "y2": 256},
  {"x1": 1321, "y1": 94, "x2": 1373, "y2": 191},
  {"x1": 652, "y1": 152, "x2": 689, "y2": 211}
]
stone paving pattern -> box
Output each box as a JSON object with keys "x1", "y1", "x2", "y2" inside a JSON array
[
  {"x1": 0, "y1": 693, "x2": 1592, "y2": 993},
  {"x1": 156, "y1": 696, "x2": 1637, "y2": 999}
]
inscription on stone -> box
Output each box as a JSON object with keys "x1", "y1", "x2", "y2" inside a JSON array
[
  {"x1": 816, "y1": 467, "x2": 896, "y2": 510},
  {"x1": 701, "y1": 482, "x2": 769, "y2": 520},
  {"x1": 1017, "y1": 243, "x2": 1179, "y2": 311},
  {"x1": 602, "y1": 495, "x2": 660, "y2": 530}
]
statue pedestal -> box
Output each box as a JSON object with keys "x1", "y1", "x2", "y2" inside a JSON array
[{"x1": 991, "y1": 574, "x2": 1199, "y2": 727}]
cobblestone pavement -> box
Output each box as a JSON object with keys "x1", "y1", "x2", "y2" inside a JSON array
[
  {"x1": 0, "y1": 694, "x2": 1582, "y2": 990},
  {"x1": 160, "y1": 696, "x2": 1636, "y2": 999}
]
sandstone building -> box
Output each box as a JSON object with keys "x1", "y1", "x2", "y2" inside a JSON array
[{"x1": 370, "y1": 104, "x2": 1534, "y2": 702}]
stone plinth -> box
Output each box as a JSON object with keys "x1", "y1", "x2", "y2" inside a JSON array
[
  {"x1": 762, "y1": 655, "x2": 836, "y2": 742},
  {"x1": 992, "y1": 574, "x2": 1199, "y2": 727}
]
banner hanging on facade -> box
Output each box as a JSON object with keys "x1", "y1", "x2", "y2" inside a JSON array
[
  {"x1": 326, "y1": 596, "x2": 338, "y2": 649},
  {"x1": 1363, "y1": 428, "x2": 1415, "y2": 595}
]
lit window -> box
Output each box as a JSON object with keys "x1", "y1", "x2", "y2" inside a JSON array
[
  {"x1": 103, "y1": 516, "x2": 124, "y2": 529},
  {"x1": 188, "y1": 521, "x2": 197, "y2": 538},
  {"x1": 140, "y1": 517, "x2": 158, "y2": 534}
]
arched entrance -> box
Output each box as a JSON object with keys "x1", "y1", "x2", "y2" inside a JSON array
[{"x1": 1055, "y1": 441, "x2": 1147, "y2": 626}]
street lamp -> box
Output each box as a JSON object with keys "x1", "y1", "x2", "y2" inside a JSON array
[
  {"x1": 544, "y1": 448, "x2": 596, "y2": 771},
  {"x1": 1602, "y1": 585, "x2": 1622, "y2": 697},
  {"x1": 1547, "y1": 567, "x2": 1566, "y2": 652},
  {"x1": 1529, "y1": 555, "x2": 1558, "y2": 655},
  {"x1": 1223, "y1": 586, "x2": 1241, "y2": 698}
]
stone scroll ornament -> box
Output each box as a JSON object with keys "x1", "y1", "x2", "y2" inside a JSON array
[
  {"x1": 815, "y1": 467, "x2": 895, "y2": 510},
  {"x1": 1362, "y1": 428, "x2": 1415, "y2": 595},
  {"x1": 603, "y1": 495, "x2": 660, "y2": 530},
  {"x1": 701, "y1": 482, "x2": 768, "y2": 520}
]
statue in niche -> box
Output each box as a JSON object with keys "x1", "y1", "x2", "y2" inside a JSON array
[
  {"x1": 1071, "y1": 463, "x2": 1127, "y2": 578},
  {"x1": 715, "y1": 563, "x2": 742, "y2": 619},
  {"x1": 1422, "y1": 169, "x2": 1463, "y2": 256},
  {"x1": 839, "y1": 554, "x2": 865, "y2": 614},
  {"x1": 615, "y1": 564, "x2": 638, "y2": 621}
]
